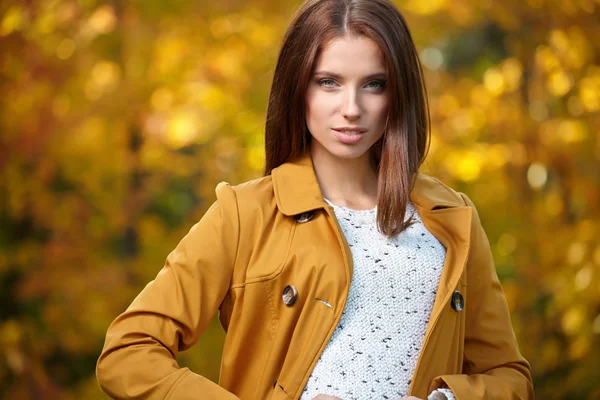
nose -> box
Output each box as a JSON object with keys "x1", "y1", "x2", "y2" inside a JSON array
[{"x1": 341, "y1": 89, "x2": 360, "y2": 120}]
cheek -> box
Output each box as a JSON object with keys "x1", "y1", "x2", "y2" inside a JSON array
[
  {"x1": 306, "y1": 91, "x2": 330, "y2": 125},
  {"x1": 366, "y1": 97, "x2": 389, "y2": 125}
]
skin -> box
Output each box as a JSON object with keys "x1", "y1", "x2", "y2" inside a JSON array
[
  {"x1": 306, "y1": 34, "x2": 389, "y2": 211},
  {"x1": 305, "y1": 34, "x2": 425, "y2": 400}
]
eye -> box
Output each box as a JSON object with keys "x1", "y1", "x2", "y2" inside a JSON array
[
  {"x1": 317, "y1": 78, "x2": 337, "y2": 88},
  {"x1": 366, "y1": 80, "x2": 386, "y2": 90}
]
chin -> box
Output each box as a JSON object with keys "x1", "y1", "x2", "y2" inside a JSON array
[{"x1": 314, "y1": 141, "x2": 373, "y2": 161}]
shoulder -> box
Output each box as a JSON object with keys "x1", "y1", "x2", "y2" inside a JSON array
[
  {"x1": 214, "y1": 174, "x2": 276, "y2": 217},
  {"x1": 230, "y1": 174, "x2": 274, "y2": 200},
  {"x1": 411, "y1": 173, "x2": 468, "y2": 210}
]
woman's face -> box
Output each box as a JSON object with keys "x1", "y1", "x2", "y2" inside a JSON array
[{"x1": 306, "y1": 35, "x2": 389, "y2": 163}]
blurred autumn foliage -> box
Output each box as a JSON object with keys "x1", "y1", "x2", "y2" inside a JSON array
[{"x1": 0, "y1": 0, "x2": 599, "y2": 398}]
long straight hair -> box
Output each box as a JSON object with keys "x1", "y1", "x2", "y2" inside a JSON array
[{"x1": 264, "y1": 0, "x2": 431, "y2": 237}]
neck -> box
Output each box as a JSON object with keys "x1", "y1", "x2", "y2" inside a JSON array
[{"x1": 310, "y1": 144, "x2": 379, "y2": 209}]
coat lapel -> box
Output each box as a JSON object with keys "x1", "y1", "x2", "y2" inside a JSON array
[{"x1": 408, "y1": 176, "x2": 473, "y2": 396}]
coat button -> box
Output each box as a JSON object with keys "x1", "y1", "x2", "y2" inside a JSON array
[
  {"x1": 295, "y1": 211, "x2": 314, "y2": 223},
  {"x1": 451, "y1": 290, "x2": 464, "y2": 312},
  {"x1": 282, "y1": 285, "x2": 298, "y2": 306}
]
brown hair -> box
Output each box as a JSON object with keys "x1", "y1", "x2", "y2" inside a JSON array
[{"x1": 264, "y1": 0, "x2": 430, "y2": 237}]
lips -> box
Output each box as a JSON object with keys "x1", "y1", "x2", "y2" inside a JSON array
[
  {"x1": 332, "y1": 127, "x2": 367, "y2": 133},
  {"x1": 332, "y1": 128, "x2": 365, "y2": 144}
]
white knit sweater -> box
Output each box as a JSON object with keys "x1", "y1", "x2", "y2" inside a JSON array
[{"x1": 299, "y1": 199, "x2": 455, "y2": 400}]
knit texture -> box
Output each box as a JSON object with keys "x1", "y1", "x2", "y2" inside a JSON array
[{"x1": 300, "y1": 199, "x2": 447, "y2": 400}]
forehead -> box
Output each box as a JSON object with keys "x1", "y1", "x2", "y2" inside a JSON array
[{"x1": 314, "y1": 35, "x2": 387, "y2": 74}]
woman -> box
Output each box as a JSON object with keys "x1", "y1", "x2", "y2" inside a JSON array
[{"x1": 96, "y1": 0, "x2": 534, "y2": 399}]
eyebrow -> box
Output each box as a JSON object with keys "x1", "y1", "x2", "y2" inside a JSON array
[{"x1": 313, "y1": 71, "x2": 388, "y2": 80}]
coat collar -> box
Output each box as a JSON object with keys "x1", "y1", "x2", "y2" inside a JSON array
[{"x1": 270, "y1": 152, "x2": 465, "y2": 215}]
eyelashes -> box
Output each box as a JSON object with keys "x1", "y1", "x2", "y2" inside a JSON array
[{"x1": 316, "y1": 78, "x2": 387, "y2": 91}]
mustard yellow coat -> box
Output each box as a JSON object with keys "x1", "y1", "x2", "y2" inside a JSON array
[{"x1": 97, "y1": 153, "x2": 534, "y2": 400}]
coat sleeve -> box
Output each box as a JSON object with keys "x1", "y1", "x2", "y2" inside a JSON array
[
  {"x1": 96, "y1": 182, "x2": 240, "y2": 400},
  {"x1": 429, "y1": 193, "x2": 534, "y2": 400}
]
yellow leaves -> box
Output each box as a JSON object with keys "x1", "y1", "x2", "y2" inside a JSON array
[
  {"x1": 125, "y1": 55, "x2": 146, "y2": 79},
  {"x1": 0, "y1": 321, "x2": 25, "y2": 374},
  {"x1": 501, "y1": 58, "x2": 523, "y2": 91},
  {"x1": 245, "y1": 130, "x2": 266, "y2": 172},
  {"x1": 166, "y1": 111, "x2": 202, "y2": 149},
  {"x1": 233, "y1": 110, "x2": 262, "y2": 136},
  {"x1": 87, "y1": 4, "x2": 117, "y2": 35},
  {"x1": 574, "y1": 266, "x2": 593, "y2": 291},
  {"x1": 593, "y1": 315, "x2": 600, "y2": 334},
  {"x1": 534, "y1": 29, "x2": 593, "y2": 100},
  {"x1": 198, "y1": 84, "x2": 227, "y2": 111},
  {"x1": 436, "y1": 93, "x2": 460, "y2": 117},
  {"x1": 540, "y1": 338, "x2": 561, "y2": 369},
  {"x1": 153, "y1": 36, "x2": 190, "y2": 76},
  {"x1": 545, "y1": 192, "x2": 564, "y2": 216},
  {"x1": 470, "y1": 84, "x2": 492, "y2": 107},
  {"x1": 52, "y1": 94, "x2": 71, "y2": 119},
  {"x1": 579, "y1": 65, "x2": 600, "y2": 112},
  {"x1": 211, "y1": 12, "x2": 277, "y2": 49},
  {"x1": 529, "y1": 100, "x2": 549, "y2": 121},
  {"x1": 85, "y1": 60, "x2": 121, "y2": 100},
  {"x1": 527, "y1": 162, "x2": 548, "y2": 189},
  {"x1": 535, "y1": 45, "x2": 561, "y2": 73},
  {"x1": 550, "y1": 27, "x2": 592, "y2": 70},
  {"x1": 56, "y1": 38, "x2": 76, "y2": 60},
  {"x1": 567, "y1": 242, "x2": 586, "y2": 265},
  {"x1": 247, "y1": 21, "x2": 277, "y2": 49},
  {"x1": 508, "y1": 142, "x2": 527, "y2": 165},
  {"x1": 212, "y1": 38, "x2": 249, "y2": 79},
  {"x1": 558, "y1": 119, "x2": 587, "y2": 143},
  {"x1": 404, "y1": 0, "x2": 448, "y2": 15},
  {"x1": 163, "y1": 107, "x2": 219, "y2": 150},
  {"x1": 549, "y1": 29, "x2": 570, "y2": 55},
  {"x1": 568, "y1": 333, "x2": 591, "y2": 360},
  {"x1": 496, "y1": 233, "x2": 517, "y2": 256},
  {"x1": 483, "y1": 68, "x2": 506, "y2": 96},
  {"x1": 449, "y1": 109, "x2": 477, "y2": 136},
  {"x1": 151, "y1": 87, "x2": 175, "y2": 112},
  {"x1": 211, "y1": 16, "x2": 236, "y2": 39},
  {"x1": 566, "y1": 95, "x2": 585, "y2": 117},
  {"x1": 1, "y1": 5, "x2": 26, "y2": 36},
  {"x1": 246, "y1": 145, "x2": 265, "y2": 171},
  {"x1": 578, "y1": 219, "x2": 596, "y2": 242},
  {"x1": 421, "y1": 47, "x2": 444, "y2": 71},
  {"x1": 548, "y1": 70, "x2": 573, "y2": 96},
  {"x1": 456, "y1": 154, "x2": 482, "y2": 182},
  {"x1": 561, "y1": 306, "x2": 585, "y2": 336},
  {"x1": 0, "y1": 320, "x2": 23, "y2": 347},
  {"x1": 483, "y1": 58, "x2": 523, "y2": 96},
  {"x1": 214, "y1": 136, "x2": 241, "y2": 173},
  {"x1": 445, "y1": 150, "x2": 483, "y2": 182},
  {"x1": 76, "y1": 4, "x2": 118, "y2": 42},
  {"x1": 486, "y1": 144, "x2": 510, "y2": 169},
  {"x1": 35, "y1": 5, "x2": 59, "y2": 35},
  {"x1": 539, "y1": 119, "x2": 588, "y2": 145},
  {"x1": 438, "y1": 143, "x2": 513, "y2": 181}
]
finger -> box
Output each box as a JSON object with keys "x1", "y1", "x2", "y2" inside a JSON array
[{"x1": 312, "y1": 395, "x2": 343, "y2": 400}]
